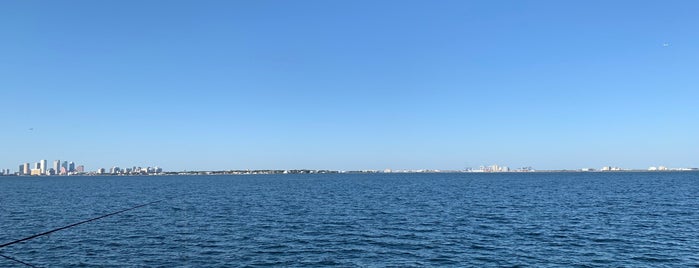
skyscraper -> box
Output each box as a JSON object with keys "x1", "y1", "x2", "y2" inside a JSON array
[
  {"x1": 69, "y1": 162, "x2": 75, "y2": 172},
  {"x1": 19, "y1": 164, "x2": 25, "y2": 175},
  {"x1": 39, "y1": 160, "x2": 47, "y2": 175},
  {"x1": 53, "y1": 160, "x2": 61, "y2": 175},
  {"x1": 23, "y1": 163, "x2": 30, "y2": 175},
  {"x1": 62, "y1": 161, "x2": 68, "y2": 170}
]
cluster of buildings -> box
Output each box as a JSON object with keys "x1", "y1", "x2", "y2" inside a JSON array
[
  {"x1": 648, "y1": 166, "x2": 669, "y2": 171},
  {"x1": 380, "y1": 169, "x2": 447, "y2": 173},
  {"x1": 344, "y1": 166, "x2": 536, "y2": 173},
  {"x1": 0, "y1": 160, "x2": 164, "y2": 176},
  {"x1": 3, "y1": 161, "x2": 697, "y2": 177},
  {"x1": 14, "y1": 160, "x2": 84, "y2": 176},
  {"x1": 578, "y1": 166, "x2": 697, "y2": 172},
  {"x1": 466, "y1": 164, "x2": 535, "y2": 173},
  {"x1": 97, "y1": 166, "x2": 163, "y2": 175},
  {"x1": 601, "y1": 166, "x2": 624, "y2": 171},
  {"x1": 647, "y1": 166, "x2": 696, "y2": 171}
]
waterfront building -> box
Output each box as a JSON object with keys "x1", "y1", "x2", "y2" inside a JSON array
[
  {"x1": 97, "y1": 168, "x2": 105, "y2": 174},
  {"x1": 69, "y1": 162, "x2": 75, "y2": 172},
  {"x1": 23, "y1": 163, "x2": 30, "y2": 175},
  {"x1": 62, "y1": 161, "x2": 68, "y2": 171},
  {"x1": 602, "y1": 166, "x2": 622, "y2": 171},
  {"x1": 19, "y1": 164, "x2": 25, "y2": 175},
  {"x1": 76, "y1": 165, "x2": 84, "y2": 172},
  {"x1": 30, "y1": 169, "x2": 42, "y2": 176},
  {"x1": 40, "y1": 160, "x2": 47, "y2": 175},
  {"x1": 53, "y1": 160, "x2": 61, "y2": 175}
]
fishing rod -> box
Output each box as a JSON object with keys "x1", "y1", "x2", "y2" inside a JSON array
[{"x1": 0, "y1": 199, "x2": 163, "y2": 267}]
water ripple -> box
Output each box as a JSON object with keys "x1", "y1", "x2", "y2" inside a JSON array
[{"x1": 1, "y1": 172, "x2": 699, "y2": 266}]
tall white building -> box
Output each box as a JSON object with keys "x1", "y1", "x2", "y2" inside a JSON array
[{"x1": 40, "y1": 160, "x2": 47, "y2": 174}]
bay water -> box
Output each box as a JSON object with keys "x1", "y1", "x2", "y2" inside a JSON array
[{"x1": 1, "y1": 172, "x2": 698, "y2": 267}]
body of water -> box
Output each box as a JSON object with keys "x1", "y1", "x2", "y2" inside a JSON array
[{"x1": 1, "y1": 172, "x2": 698, "y2": 267}]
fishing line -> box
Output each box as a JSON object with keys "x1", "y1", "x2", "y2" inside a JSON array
[
  {"x1": 0, "y1": 253, "x2": 39, "y2": 267},
  {"x1": 0, "y1": 199, "x2": 163, "y2": 266},
  {"x1": 0, "y1": 200, "x2": 163, "y2": 249}
]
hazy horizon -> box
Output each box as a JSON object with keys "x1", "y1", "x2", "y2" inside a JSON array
[{"x1": 2, "y1": 1, "x2": 698, "y2": 171}]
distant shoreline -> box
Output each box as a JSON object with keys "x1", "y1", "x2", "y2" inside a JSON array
[{"x1": 1, "y1": 169, "x2": 697, "y2": 177}]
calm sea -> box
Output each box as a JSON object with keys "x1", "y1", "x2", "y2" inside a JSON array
[{"x1": 1, "y1": 172, "x2": 698, "y2": 267}]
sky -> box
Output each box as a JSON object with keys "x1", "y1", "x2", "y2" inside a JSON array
[{"x1": 1, "y1": 1, "x2": 698, "y2": 171}]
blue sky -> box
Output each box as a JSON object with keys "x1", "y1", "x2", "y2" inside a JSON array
[{"x1": 2, "y1": 1, "x2": 698, "y2": 171}]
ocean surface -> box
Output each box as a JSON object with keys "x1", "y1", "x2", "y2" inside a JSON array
[{"x1": 1, "y1": 172, "x2": 698, "y2": 267}]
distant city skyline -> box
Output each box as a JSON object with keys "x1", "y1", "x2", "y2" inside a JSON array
[
  {"x1": 7, "y1": 158, "x2": 164, "y2": 175},
  {"x1": 2, "y1": 1, "x2": 698, "y2": 171},
  {"x1": 1, "y1": 157, "x2": 696, "y2": 175}
]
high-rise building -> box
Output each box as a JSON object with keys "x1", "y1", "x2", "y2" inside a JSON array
[
  {"x1": 39, "y1": 160, "x2": 47, "y2": 175},
  {"x1": 19, "y1": 164, "x2": 25, "y2": 175},
  {"x1": 53, "y1": 160, "x2": 61, "y2": 175},
  {"x1": 76, "y1": 165, "x2": 84, "y2": 173},
  {"x1": 69, "y1": 162, "x2": 75, "y2": 172},
  {"x1": 62, "y1": 161, "x2": 68, "y2": 170},
  {"x1": 23, "y1": 163, "x2": 30, "y2": 175}
]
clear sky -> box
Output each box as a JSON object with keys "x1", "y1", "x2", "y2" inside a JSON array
[{"x1": 2, "y1": 1, "x2": 698, "y2": 171}]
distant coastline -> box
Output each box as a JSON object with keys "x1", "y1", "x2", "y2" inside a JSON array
[{"x1": 1, "y1": 168, "x2": 697, "y2": 177}]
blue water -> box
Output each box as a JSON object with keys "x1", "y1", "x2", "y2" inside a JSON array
[{"x1": 1, "y1": 172, "x2": 698, "y2": 267}]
